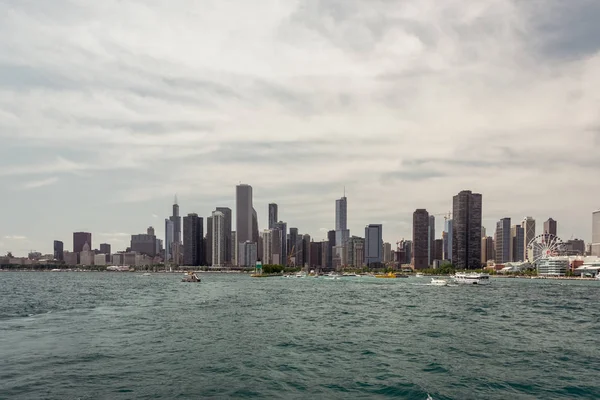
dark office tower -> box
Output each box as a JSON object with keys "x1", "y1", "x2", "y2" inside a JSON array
[
  {"x1": 53, "y1": 240, "x2": 64, "y2": 261},
  {"x1": 252, "y1": 208, "x2": 259, "y2": 244},
  {"x1": 309, "y1": 241, "x2": 322, "y2": 267},
  {"x1": 412, "y1": 209, "x2": 430, "y2": 270},
  {"x1": 99, "y1": 243, "x2": 111, "y2": 254},
  {"x1": 327, "y1": 230, "x2": 336, "y2": 270},
  {"x1": 428, "y1": 215, "x2": 435, "y2": 266},
  {"x1": 274, "y1": 221, "x2": 288, "y2": 265},
  {"x1": 170, "y1": 196, "x2": 182, "y2": 244},
  {"x1": 73, "y1": 232, "x2": 92, "y2": 253},
  {"x1": 452, "y1": 190, "x2": 483, "y2": 270},
  {"x1": 183, "y1": 213, "x2": 204, "y2": 266},
  {"x1": 434, "y1": 239, "x2": 444, "y2": 261},
  {"x1": 215, "y1": 207, "x2": 232, "y2": 264},
  {"x1": 289, "y1": 228, "x2": 298, "y2": 259},
  {"x1": 205, "y1": 216, "x2": 213, "y2": 266},
  {"x1": 511, "y1": 225, "x2": 525, "y2": 262},
  {"x1": 544, "y1": 218, "x2": 557, "y2": 236},
  {"x1": 268, "y1": 203, "x2": 278, "y2": 230},
  {"x1": 302, "y1": 234, "x2": 310, "y2": 268},
  {"x1": 495, "y1": 218, "x2": 511, "y2": 264}
]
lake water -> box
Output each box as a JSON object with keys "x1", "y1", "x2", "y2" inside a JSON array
[{"x1": 1, "y1": 272, "x2": 599, "y2": 399}]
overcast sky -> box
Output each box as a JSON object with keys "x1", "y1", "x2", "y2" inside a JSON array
[{"x1": 1, "y1": 0, "x2": 599, "y2": 256}]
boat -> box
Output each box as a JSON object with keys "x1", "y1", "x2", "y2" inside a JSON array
[
  {"x1": 415, "y1": 273, "x2": 424, "y2": 278},
  {"x1": 295, "y1": 272, "x2": 307, "y2": 278},
  {"x1": 375, "y1": 272, "x2": 398, "y2": 279},
  {"x1": 142, "y1": 272, "x2": 151, "y2": 276},
  {"x1": 182, "y1": 272, "x2": 201, "y2": 282},
  {"x1": 325, "y1": 272, "x2": 342, "y2": 280},
  {"x1": 453, "y1": 272, "x2": 490, "y2": 285},
  {"x1": 430, "y1": 278, "x2": 448, "y2": 286}
]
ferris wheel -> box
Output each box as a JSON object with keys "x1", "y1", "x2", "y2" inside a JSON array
[{"x1": 526, "y1": 234, "x2": 565, "y2": 266}]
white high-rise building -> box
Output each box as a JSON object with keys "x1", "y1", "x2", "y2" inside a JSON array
[
  {"x1": 592, "y1": 210, "x2": 600, "y2": 257},
  {"x1": 239, "y1": 241, "x2": 257, "y2": 267},
  {"x1": 212, "y1": 211, "x2": 226, "y2": 267},
  {"x1": 522, "y1": 217, "x2": 536, "y2": 261}
]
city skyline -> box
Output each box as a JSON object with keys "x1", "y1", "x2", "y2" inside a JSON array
[{"x1": 1, "y1": 2, "x2": 600, "y2": 254}]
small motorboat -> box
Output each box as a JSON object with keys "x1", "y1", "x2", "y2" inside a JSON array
[
  {"x1": 182, "y1": 272, "x2": 201, "y2": 282},
  {"x1": 430, "y1": 278, "x2": 448, "y2": 286}
]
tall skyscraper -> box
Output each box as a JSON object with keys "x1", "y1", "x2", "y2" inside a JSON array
[
  {"x1": 252, "y1": 208, "x2": 259, "y2": 244},
  {"x1": 268, "y1": 203, "x2": 278, "y2": 230},
  {"x1": 183, "y1": 213, "x2": 203, "y2": 266},
  {"x1": 73, "y1": 232, "x2": 92, "y2": 253},
  {"x1": 274, "y1": 221, "x2": 288, "y2": 265},
  {"x1": 327, "y1": 230, "x2": 336, "y2": 270},
  {"x1": 443, "y1": 219, "x2": 453, "y2": 261},
  {"x1": 170, "y1": 196, "x2": 181, "y2": 244},
  {"x1": 495, "y1": 217, "x2": 511, "y2": 264},
  {"x1": 289, "y1": 228, "x2": 299, "y2": 259},
  {"x1": 452, "y1": 190, "x2": 483, "y2": 270},
  {"x1": 592, "y1": 210, "x2": 600, "y2": 257},
  {"x1": 365, "y1": 224, "x2": 383, "y2": 265},
  {"x1": 522, "y1": 217, "x2": 536, "y2": 262},
  {"x1": 270, "y1": 228, "x2": 281, "y2": 265},
  {"x1": 53, "y1": 240, "x2": 64, "y2": 261},
  {"x1": 383, "y1": 242, "x2": 392, "y2": 263},
  {"x1": 231, "y1": 231, "x2": 237, "y2": 265},
  {"x1": 335, "y1": 194, "x2": 350, "y2": 263},
  {"x1": 205, "y1": 215, "x2": 213, "y2": 266},
  {"x1": 413, "y1": 209, "x2": 430, "y2": 270},
  {"x1": 236, "y1": 184, "x2": 254, "y2": 253},
  {"x1": 428, "y1": 215, "x2": 435, "y2": 265},
  {"x1": 212, "y1": 211, "x2": 226, "y2": 267},
  {"x1": 262, "y1": 229, "x2": 272, "y2": 264},
  {"x1": 165, "y1": 219, "x2": 174, "y2": 261},
  {"x1": 99, "y1": 243, "x2": 111, "y2": 255},
  {"x1": 544, "y1": 218, "x2": 557, "y2": 236},
  {"x1": 239, "y1": 241, "x2": 257, "y2": 267},
  {"x1": 511, "y1": 225, "x2": 525, "y2": 262},
  {"x1": 213, "y1": 207, "x2": 231, "y2": 264}
]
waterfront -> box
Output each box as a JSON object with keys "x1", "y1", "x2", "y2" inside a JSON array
[{"x1": 1, "y1": 273, "x2": 599, "y2": 399}]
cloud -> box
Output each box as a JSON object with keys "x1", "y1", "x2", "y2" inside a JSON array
[
  {"x1": 0, "y1": 0, "x2": 599, "y2": 254},
  {"x1": 19, "y1": 177, "x2": 59, "y2": 190},
  {"x1": 3, "y1": 235, "x2": 27, "y2": 240}
]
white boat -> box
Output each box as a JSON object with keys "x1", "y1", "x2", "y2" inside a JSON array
[
  {"x1": 453, "y1": 272, "x2": 491, "y2": 285},
  {"x1": 415, "y1": 273, "x2": 424, "y2": 278},
  {"x1": 295, "y1": 272, "x2": 307, "y2": 278},
  {"x1": 325, "y1": 272, "x2": 342, "y2": 280},
  {"x1": 182, "y1": 272, "x2": 201, "y2": 282},
  {"x1": 430, "y1": 278, "x2": 448, "y2": 286},
  {"x1": 142, "y1": 272, "x2": 151, "y2": 276}
]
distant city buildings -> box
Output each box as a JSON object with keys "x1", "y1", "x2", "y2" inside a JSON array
[
  {"x1": 212, "y1": 211, "x2": 226, "y2": 267},
  {"x1": 335, "y1": 195, "x2": 350, "y2": 267},
  {"x1": 443, "y1": 219, "x2": 453, "y2": 261},
  {"x1": 511, "y1": 225, "x2": 525, "y2": 262},
  {"x1": 544, "y1": 218, "x2": 557, "y2": 236},
  {"x1": 239, "y1": 241, "x2": 257, "y2": 267},
  {"x1": 452, "y1": 190, "x2": 483, "y2": 269},
  {"x1": 428, "y1": 215, "x2": 435, "y2": 266},
  {"x1": 413, "y1": 209, "x2": 430, "y2": 270},
  {"x1": 383, "y1": 242, "x2": 392, "y2": 263},
  {"x1": 365, "y1": 224, "x2": 383, "y2": 266},
  {"x1": 205, "y1": 215, "x2": 213, "y2": 266},
  {"x1": 481, "y1": 236, "x2": 494, "y2": 263},
  {"x1": 236, "y1": 184, "x2": 256, "y2": 262},
  {"x1": 522, "y1": 217, "x2": 536, "y2": 261},
  {"x1": 215, "y1": 207, "x2": 232, "y2": 265}
]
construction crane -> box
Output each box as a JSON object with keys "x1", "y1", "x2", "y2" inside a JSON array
[{"x1": 287, "y1": 245, "x2": 303, "y2": 267}]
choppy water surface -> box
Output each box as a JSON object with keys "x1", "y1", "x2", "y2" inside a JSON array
[{"x1": 1, "y1": 273, "x2": 599, "y2": 399}]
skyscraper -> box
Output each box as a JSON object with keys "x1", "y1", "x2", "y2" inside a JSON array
[
  {"x1": 236, "y1": 184, "x2": 254, "y2": 247},
  {"x1": 183, "y1": 213, "x2": 203, "y2": 266},
  {"x1": 274, "y1": 221, "x2": 288, "y2": 265},
  {"x1": 289, "y1": 228, "x2": 299, "y2": 261},
  {"x1": 170, "y1": 196, "x2": 181, "y2": 244},
  {"x1": 231, "y1": 231, "x2": 237, "y2": 265},
  {"x1": 327, "y1": 230, "x2": 336, "y2": 270},
  {"x1": 335, "y1": 195, "x2": 350, "y2": 264},
  {"x1": 428, "y1": 215, "x2": 435, "y2": 265},
  {"x1": 165, "y1": 219, "x2": 174, "y2": 261},
  {"x1": 212, "y1": 211, "x2": 226, "y2": 267},
  {"x1": 205, "y1": 216, "x2": 213, "y2": 266},
  {"x1": 452, "y1": 190, "x2": 483, "y2": 270},
  {"x1": 268, "y1": 203, "x2": 278, "y2": 230},
  {"x1": 270, "y1": 228, "x2": 281, "y2": 265},
  {"x1": 481, "y1": 236, "x2": 494, "y2": 264},
  {"x1": 262, "y1": 229, "x2": 272, "y2": 264},
  {"x1": 239, "y1": 241, "x2": 257, "y2": 267},
  {"x1": 544, "y1": 218, "x2": 557, "y2": 236},
  {"x1": 443, "y1": 219, "x2": 453, "y2": 261},
  {"x1": 495, "y1": 218, "x2": 511, "y2": 264},
  {"x1": 365, "y1": 224, "x2": 383, "y2": 265},
  {"x1": 383, "y1": 242, "x2": 392, "y2": 263},
  {"x1": 73, "y1": 232, "x2": 92, "y2": 253},
  {"x1": 522, "y1": 217, "x2": 536, "y2": 262},
  {"x1": 215, "y1": 207, "x2": 232, "y2": 264},
  {"x1": 53, "y1": 240, "x2": 64, "y2": 261},
  {"x1": 511, "y1": 225, "x2": 525, "y2": 262},
  {"x1": 592, "y1": 210, "x2": 600, "y2": 257},
  {"x1": 413, "y1": 209, "x2": 430, "y2": 270}
]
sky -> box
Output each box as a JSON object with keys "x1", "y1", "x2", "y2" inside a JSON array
[{"x1": 1, "y1": 0, "x2": 599, "y2": 256}]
